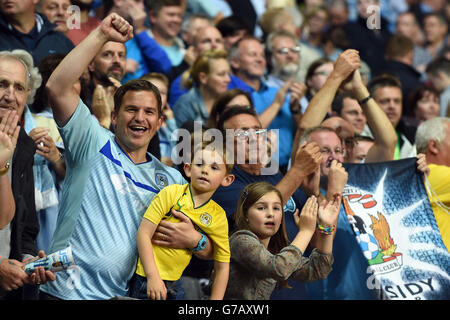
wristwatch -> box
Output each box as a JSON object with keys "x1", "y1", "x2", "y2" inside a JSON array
[{"x1": 192, "y1": 233, "x2": 207, "y2": 252}]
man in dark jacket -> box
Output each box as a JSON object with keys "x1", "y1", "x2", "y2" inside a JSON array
[
  {"x1": 0, "y1": 49, "x2": 55, "y2": 300},
  {"x1": 342, "y1": 0, "x2": 392, "y2": 74},
  {"x1": 381, "y1": 34, "x2": 423, "y2": 115},
  {"x1": 0, "y1": 0, "x2": 73, "y2": 64}
]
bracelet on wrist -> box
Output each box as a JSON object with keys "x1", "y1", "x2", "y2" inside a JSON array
[
  {"x1": 317, "y1": 222, "x2": 336, "y2": 235},
  {"x1": 53, "y1": 152, "x2": 64, "y2": 165},
  {"x1": 358, "y1": 95, "x2": 372, "y2": 105}
]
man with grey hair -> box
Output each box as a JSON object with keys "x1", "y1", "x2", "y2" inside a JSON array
[
  {"x1": 265, "y1": 30, "x2": 302, "y2": 85},
  {"x1": 415, "y1": 117, "x2": 450, "y2": 251},
  {"x1": 0, "y1": 49, "x2": 55, "y2": 300},
  {"x1": 180, "y1": 13, "x2": 212, "y2": 47}
]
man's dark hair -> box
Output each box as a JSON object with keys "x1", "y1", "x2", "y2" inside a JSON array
[
  {"x1": 385, "y1": 34, "x2": 414, "y2": 60},
  {"x1": 216, "y1": 15, "x2": 250, "y2": 38},
  {"x1": 332, "y1": 92, "x2": 354, "y2": 115},
  {"x1": 305, "y1": 57, "x2": 333, "y2": 82},
  {"x1": 207, "y1": 89, "x2": 253, "y2": 129},
  {"x1": 113, "y1": 79, "x2": 162, "y2": 116},
  {"x1": 146, "y1": 0, "x2": 182, "y2": 15},
  {"x1": 426, "y1": 56, "x2": 450, "y2": 77},
  {"x1": 367, "y1": 73, "x2": 402, "y2": 96},
  {"x1": 424, "y1": 12, "x2": 448, "y2": 27},
  {"x1": 217, "y1": 105, "x2": 259, "y2": 133}
]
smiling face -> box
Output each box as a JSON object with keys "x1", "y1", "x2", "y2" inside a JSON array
[
  {"x1": 150, "y1": 5, "x2": 183, "y2": 39},
  {"x1": 0, "y1": 57, "x2": 29, "y2": 120},
  {"x1": 200, "y1": 58, "x2": 231, "y2": 95},
  {"x1": 246, "y1": 191, "x2": 283, "y2": 245},
  {"x1": 111, "y1": 90, "x2": 162, "y2": 161},
  {"x1": 232, "y1": 39, "x2": 266, "y2": 80}
]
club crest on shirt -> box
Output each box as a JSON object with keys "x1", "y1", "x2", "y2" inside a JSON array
[
  {"x1": 155, "y1": 173, "x2": 168, "y2": 188},
  {"x1": 200, "y1": 212, "x2": 212, "y2": 227}
]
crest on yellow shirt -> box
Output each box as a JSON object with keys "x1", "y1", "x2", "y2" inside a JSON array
[{"x1": 199, "y1": 212, "x2": 212, "y2": 227}]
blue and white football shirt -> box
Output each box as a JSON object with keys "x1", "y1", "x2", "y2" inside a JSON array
[{"x1": 40, "y1": 100, "x2": 185, "y2": 299}]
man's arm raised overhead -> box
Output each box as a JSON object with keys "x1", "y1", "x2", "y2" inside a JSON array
[{"x1": 46, "y1": 13, "x2": 133, "y2": 127}]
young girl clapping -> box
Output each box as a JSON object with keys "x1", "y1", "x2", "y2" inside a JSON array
[{"x1": 224, "y1": 182, "x2": 340, "y2": 300}]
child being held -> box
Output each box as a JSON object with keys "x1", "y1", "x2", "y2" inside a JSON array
[
  {"x1": 130, "y1": 140, "x2": 235, "y2": 300},
  {"x1": 224, "y1": 182, "x2": 340, "y2": 300}
]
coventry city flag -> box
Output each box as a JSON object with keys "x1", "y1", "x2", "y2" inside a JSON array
[{"x1": 343, "y1": 158, "x2": 450, "y2": 300}]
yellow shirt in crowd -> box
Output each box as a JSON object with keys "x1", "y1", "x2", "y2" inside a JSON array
[
  {"x1": 425, "y1": 164, "x2": 450, "y2": 251},
  {"x1": 135, "y1": 183, "x2": 230, "y2": 281}
]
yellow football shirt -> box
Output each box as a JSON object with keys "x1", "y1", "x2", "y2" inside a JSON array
[
  {"x1": 135, "y1": 183, "x2": 230, "y2": 281},
  {"x1": 425, "y1": 164, "x2": 450, "y2": 251}
]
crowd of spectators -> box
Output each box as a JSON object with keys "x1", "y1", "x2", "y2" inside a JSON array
[{"x1": 0, "y1": 0, "x2": 449, "y2": 301}]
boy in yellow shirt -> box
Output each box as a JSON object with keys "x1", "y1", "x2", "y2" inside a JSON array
[{"x1": 130, "y1": 140, "x2": 235, "y2": 300}]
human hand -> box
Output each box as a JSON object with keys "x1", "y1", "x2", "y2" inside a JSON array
[
  {"x1": 292, "y1": 142, "x2": 322, "y2": 177},
  {"x1": 301, "y1": 165, "x2": 321, "y2": 197},
  {"x1": 26, "y1": 251, "x2": 57, "y2": 285},
  {"x1": 331, "y1": 49, "x2": 361, "y2": 83},
  {"x1": 0, "y1": 110, "x2": 20, "y2": 168},
  {"x1": 92, "y1": 85, "x2": 112, "y2": 128},
  {"x1": 0, "y1": 258, "x2": 29, "y2": 291},
  {"x1": 318, "y1": 194, "x2": 341, "y2": 227},
  {"x1": 99, "y1": 13, "x2": 133, "y2": 43},
  {"x1": 273, "y1": 78, "x2": 293, "y2": 107},
  {"x1": 147, "y1": 274, "x2": 167, "y2": 300},
  {"x1": 184, "y1": 46, "x2": 197, "y2": 66},
  {"x1": 340, "y1": 69, "x2": 365, "y2": 98},
  {"x1": 152, "y1": 209, "x2": 200, "y2": 250},
  {"x1": 126, "y1": 58, "x2": 139, "y2": 74},
  {"x1": 126, "y1": 0, "x2": 146, "y2": 32},
  {"x1": 327, "y1": 160, "x2": 348, "y2": 196},
  {"x1": 416, "y1": 153, "x2": 430, "y2": 177},
  {"x1": 28, "y1": 128, "x2": 61, "y2": 164},
  {"x1": 289, "y1": 81, "x2": 307, "y2": 103},
  {"x1": 294, "y1": 196, "x2": 318, "y2": 234}
]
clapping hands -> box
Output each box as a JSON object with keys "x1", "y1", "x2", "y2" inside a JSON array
[{"x1": 0, "y1": 110, "x2": 20, "y2": 168}]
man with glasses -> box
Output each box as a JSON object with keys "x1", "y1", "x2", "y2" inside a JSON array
[{"x1": 265, "y1": 30, "x2": 302, "y2": 87}]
